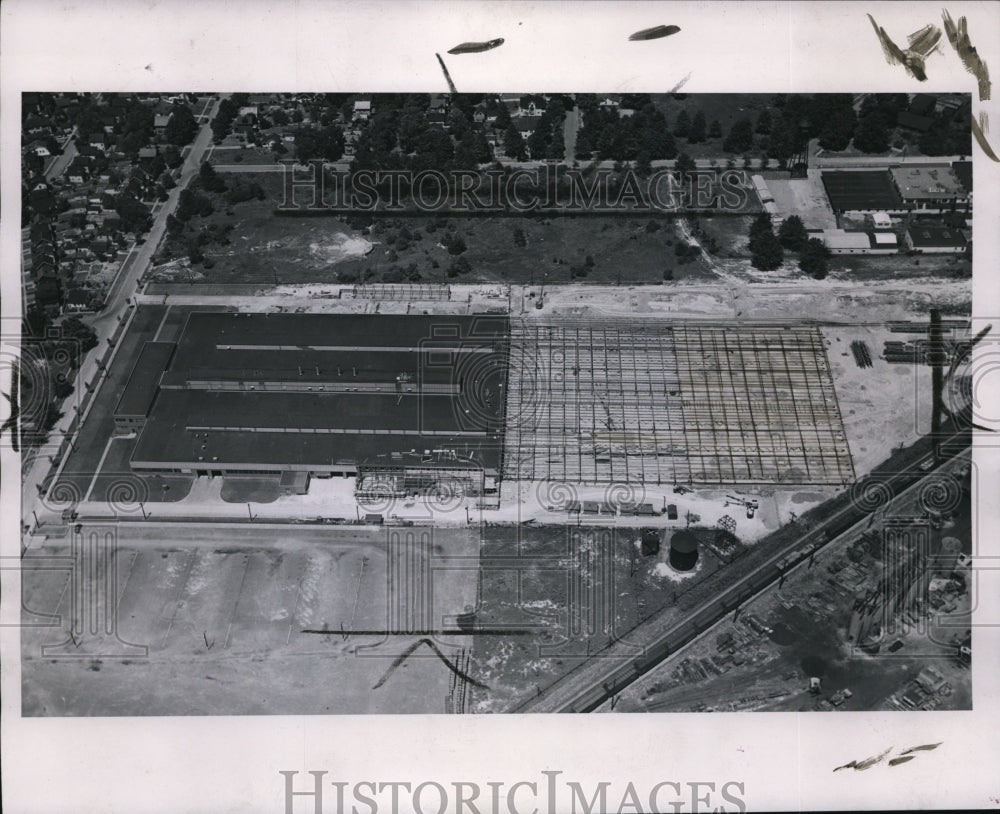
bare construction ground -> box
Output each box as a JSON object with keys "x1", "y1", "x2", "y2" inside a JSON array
[
  {"x1": 605, "y1": 453, "x2": 973, "y2": 713},
  {"x1": 504, "y1": 320, "x2": 854, "y2": 485},
  {"x1": 21, "y1": 525, "x2": 480, "y2": 715}
]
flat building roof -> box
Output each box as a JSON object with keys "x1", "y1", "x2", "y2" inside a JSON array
[
  {"x1": 114, "y1": 342, "x2": 176, "y2": 418},
  {"x1": 890, "y1": 165, "x2": 964, "y2": 200},
  {"x1": 128, "y1": 312, "x2": 508, "y2": 474},
  {"x1": 821, "y1": 170, "x2": 903, "y2": 212}
]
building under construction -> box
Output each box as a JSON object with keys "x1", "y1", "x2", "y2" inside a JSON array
[{"x1": 504, "y1": 320, "x2": 854, "y2": 486}]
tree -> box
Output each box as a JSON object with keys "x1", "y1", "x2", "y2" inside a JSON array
[
  {"x1": 447, "y1": 256, "x2": 471, "y2": 277},
  {"x1": 689, "y1": 110, "x2": 707, "y2": 143},
  {"x1": 778, "y1": 215, "x2": 808, "y2": 251},
  {"x1": 166, "y1": 214, "x2": 185, "y2": 237},
  {"x1": 164, "y1": 104, "x2": 198, "y2": 146},
  {"x1": 750, "y1": 229, "x2": 784, "y2": 270},
  {"x1": 634, "y1": 150, "x2": 652, "y2": 177},
  {"x1": 853, "y1": 113, "x2": 889, "y2": 153},
  {"x1": 59, "y1": 316, "x2": 98, "y2": 355},
  {"x1": 574, "y1": 129, "x2": 595, "y2": 159},
  {"x1": 673, "y1": 109, "x2": 691, "y2": 138},
  {"x1": 813, "y1": 94, "x2": 857, "y2": 152},
  {"x1": 723, "y1": 118, "x2": 754, "y2": 154},
  {"x1": 176, "y1": 188, "x2": 213, "y2": 221},
  {"x1": 675, "y1": 151, "x2": 696, "y2": 184},
  {"x1": 755, "y1": 109, "x2": 772, "y2": 134},
  {"x1": 199, "y1": 161, "x2": 226, "y2": 193},
  {"x1": 162, "y1": 144, "x2": 183, "y2": 169},
  {"x1": 708, "y1": 118, "x2": 722, "y2": 139},
  {"x1": 748, "y1": 214, "x2": 784, "y2": 271},
  {"x1": 799, "y1": 237, "x2": 831, "y2": 279},
  {"x1": 504, "y1": 123, "x2": 528, "y2": 161},
  {"x1": 115, "y1": 193, "x2": 152, "y2": 233},
  {"x1": 749, "y1": 212, "x2": 774, "y2": 243}
]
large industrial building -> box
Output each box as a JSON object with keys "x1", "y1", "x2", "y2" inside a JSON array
[
  {"x1": 117, "y1": 312, "x2": 509, "y2": 497},
  {"x1": 821, "y1": 163, "x2": 972, "y2": 216}
]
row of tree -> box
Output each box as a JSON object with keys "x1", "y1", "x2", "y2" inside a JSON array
[
  {"x1": 574, "y1": 96, "x2": 677, "y2": 162},
  {"x1": 748, "y1": 213, "x2": 831, "y2": 279}
]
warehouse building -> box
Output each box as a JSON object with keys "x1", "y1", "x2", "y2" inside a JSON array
[
  {"x1": 119, "y1": 312, "x2": 509, "y2": 496},
  {"x1": 889, "y1": 165, "x2": 968, "y2": 211},
  {"x1": 905, "y1": 224, "x2": 968, "y2": 254},
  {"x1": 821, "y1": 170, "x2": 903, "y2": 214},
  {"x1": 114, "y1": 341, "x2": 176, "y2": 434},
  {"x1": 817, "y1": 229, "x2": 899, "y2": 255}
]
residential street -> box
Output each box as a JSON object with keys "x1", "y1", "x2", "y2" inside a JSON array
[{"x1": 21, "y1": 96, "x2": 225, "y2": 532}]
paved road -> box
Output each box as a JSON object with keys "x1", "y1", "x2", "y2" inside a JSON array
[
  {"x1": 562, "y1": 100, "x2": 580, "y2": 162},
  {"x1": 814, "y1": 153, "x2": 965, "y2": 169},
  {"x1": 43, "y1": 134, "x2": 77, "y2": 180},
  {"x1": 514, "y1": 430, "x2": 969, "y2": 712},
  {"x1": 70, "y1": 521, "x2": 389, "y2": 548},
  {"x1": 213, "y1": 161, "x2": 352, "y2": 173},
  {"x1": 212, "y1": 151, "x2": 966, "y2": 179},
  {"x1": 96, "y1": 95, "x2": 225, "y2": 331}
]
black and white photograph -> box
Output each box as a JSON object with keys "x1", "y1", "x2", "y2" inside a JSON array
[{"x1": 2, "y1": 1, "x2": 999, "y2": 812}]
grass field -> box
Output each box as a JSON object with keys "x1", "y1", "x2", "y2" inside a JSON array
[
  {"x1": 653, "y1": 94, "x2": 777, "y2": 160},
  {"x1": 151, "y1": 173, "x2": 727, "y2": 286}
]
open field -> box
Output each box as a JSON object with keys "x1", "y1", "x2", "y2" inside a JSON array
[
  {"x1": 651, "y1": 94, "x2": 777, "y2": 160},
  {"x1": 504, "y1": 320, "x2": 854, "y2": 485},
  {"x1": 822, "y1": 325, "x2": 935, "y2": 478},
  {"x1": 151, "y1": 173, "x2": 729, "y2": 287},
  {"x1": 21, "y1": 526, "x2": 480, "y2": 715}
]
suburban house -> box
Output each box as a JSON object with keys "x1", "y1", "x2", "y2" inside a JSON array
[{"x1": 353, "y1": 99, "x2": 372, "y2": 121}]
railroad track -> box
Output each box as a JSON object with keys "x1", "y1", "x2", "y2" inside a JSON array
[{"x1": 512, "y1": 426, "x2": 970, "y2": 712}]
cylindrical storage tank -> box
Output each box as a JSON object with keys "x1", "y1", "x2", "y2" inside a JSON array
[{"x1": 669, "y1": 529, "x2": 699, "y2": 571}]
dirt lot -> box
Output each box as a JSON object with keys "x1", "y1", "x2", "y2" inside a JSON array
[
  {"x1": 827, "y1": 252, "x2": 971, "y2": 284},
  {"x1": 606, "y1": 454, "x2": 973, "y2": 713},
  {"x1": 821, "y1": 325, "x2": 934, "y2": 478},
  {"x1": 764, "y1": 172, "x2": 838, "y2": 230},
  {"x1": 21, "y1": 526, "x2": 480, "y2": 715},
  {"x1": 467, "y1": 524, "x2": 728, "y2": 712}
]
